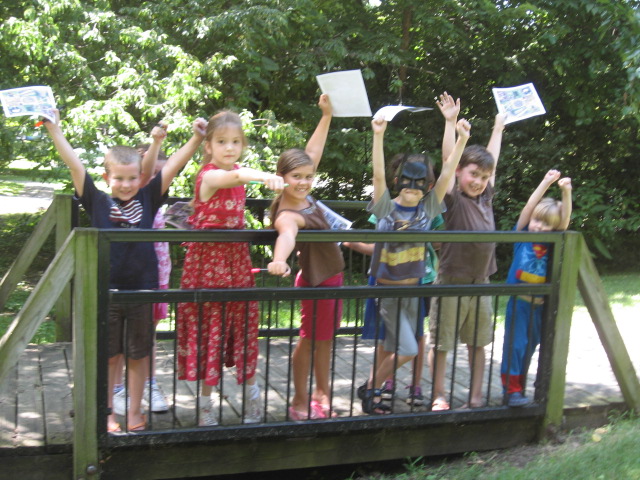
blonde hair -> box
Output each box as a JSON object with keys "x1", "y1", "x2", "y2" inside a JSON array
[
  {"x1": 104, "y1": 146, "x2": 141, "y2": 174},
  {"x1": 202, "y1": 110, "x2": 248, "y2": 165},
  {"x1": 269, "y1": 148, "x2": 314, "y2": 223},
  {"x1": 532, "y1": 197, "x2": 563, "y2": 230}
]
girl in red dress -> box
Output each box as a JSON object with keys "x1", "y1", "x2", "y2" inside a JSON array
[{"x1": 178, "y1": 111, "x2": 283, "y2": 426}]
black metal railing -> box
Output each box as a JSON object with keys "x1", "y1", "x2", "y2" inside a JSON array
[{"x1": 91, "y1": 228, "x2": 564, "y2": 450}]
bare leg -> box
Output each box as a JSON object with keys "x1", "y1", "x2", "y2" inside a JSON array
[
  {"x1": 370, "y1": 343, "x2": 391, "y2": 390},
  {"x1": 291, "y1": 338, "x2": 312, "y2": 411},
  {"x1": 113, "y1": 354, "x2": 125, "y2": 388},
  {"x1": 201, "y1": 383, "x2": 213, "y2": 397},
  {"x1": 310, "y1": 339, "x2": 333, "y2": 407},
  {"x1": 107, "y1": 355, "x2": 123, "y2": 431},
  {"x1": 412, "y1": 335, "x2": 426, "y2": 387},
  {"x1": 428, "y1": 348, "x2": 448, "y2": 401},
  {"x1": 467, "y1": 345, "x2": 486, "y2": 407},
  {"x1": 126, "y1": 356, "x2": 149, "y2": 428},
  {"x1": 369, "y1": 353, "x2": 414, "y2": 390}
]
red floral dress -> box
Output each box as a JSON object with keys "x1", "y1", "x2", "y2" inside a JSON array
[{"x1": 177, "y1": 163, "x2": 259, "y2": 386}]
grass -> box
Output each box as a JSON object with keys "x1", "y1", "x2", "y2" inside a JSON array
[{"x1": 353, "y1": 413, "x2": 640, "y2": 480}]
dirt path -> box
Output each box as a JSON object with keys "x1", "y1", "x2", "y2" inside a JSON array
[{"x1": 0, "y1": 180, "x2": 55, "y2": 214}]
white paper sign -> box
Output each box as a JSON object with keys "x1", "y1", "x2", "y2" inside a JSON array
[
  {"x1": 0, "y1": 86, "x2": 56, "y2": 123},
  {"x1": 373, "y1": 105, "x2": 433, "y2": 121},
  {"x1": 316, "y1": 70, "x2": 372, "y2": 117},
  {"x1": 492, "y1": 83, "x2": 546, "y2": 124}
]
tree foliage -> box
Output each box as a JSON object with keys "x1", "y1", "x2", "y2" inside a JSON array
[{"x1": 1, "y1": 0, "x2": 639, "y2": 265}]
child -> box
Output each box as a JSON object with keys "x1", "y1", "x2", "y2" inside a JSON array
[
  {"x1": 44, "y1": 110, "x2": 207, "y2": 433},
  {"x1": 501, "y1": 169, "x2": 572, "y2": 407},
  {"x1": 428, "y1": 92, "x2": 507, "y2": 411},
  {"x1": 267, "y1": 94, "x2": 341, "y2": 421},
  {"x1": 359, "y1": 114, "x2": 471, "y2": 415},
  {"x1": 112, "y1": 125, "x2": 173, "y2": 416},
  {"x1": 177, "y1": 110, "x2": 284, "y2": 426},
  {"x1": 347, "y1": 212, "x2": 443, "y2": 407}
]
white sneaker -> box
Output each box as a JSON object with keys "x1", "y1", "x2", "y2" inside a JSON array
[
  {"x1": 198, "y1": 396, "x2": 219, "y2": 427},
  {"x1": 143, "y1": 380, "x2": 169, "y2": 413},
  {"x1": 243, "y1": 384, "x2": 262, "y2": 424},
  {"x1": 112, "y1": 388, "x2": 128, "y2": 416}
]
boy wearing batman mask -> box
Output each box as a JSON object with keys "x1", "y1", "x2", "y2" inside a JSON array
[{"x1": 359, "y1": 114, "x2": 471, "y2": 415}]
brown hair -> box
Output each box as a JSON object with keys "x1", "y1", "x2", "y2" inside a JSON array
[
  {"x1": 202, "y1": 110, "x2": 248, "y2": 165},
  {"x1": 136, "y1": 143, "x2": 168, "y2": 162},
  {"x1": 103, "y1": 146, "x2": 142, "y2": 174},
  {"x1": 459, "y1": 144, "x2": 495, "y2": 172},
  {"x1": 532, "y1": 197, "x2": 563, "y2": 230},
  {"x1": 268, "y1": 148, "x2": 314, "y2": 224}
]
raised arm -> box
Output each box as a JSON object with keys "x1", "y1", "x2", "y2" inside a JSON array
[
  {"x1": 516, "y1": 169, "x2": 560, "y2": 231},
  {"x1": 43, "y1": 109, "x2": 87, "y2": 196},
  {"x1": 140, "y1": 122, "x2": 168, "y2": 186},
  {"x1": 486, "y1": 113, "x2": 506, "y2": 187},
  {"x1": 370, "y1": 116, "x2": 388, "y2": 204},
  {"x1": 433, "y1": 118, "x2": 471, "y2": 201},
  {"x1": 436, "y1": 92, "x2": 460, "y2": 164},
  {"x1": 558, "y1": 177, "x2": 573, "y2": 231},
  {"x1": 267, "y1": 211, "x2": 305, "y2": 277},
  {"x1": 304, "y1": 94, "x2": 333, "y2": 169},
  {"x1": 160, "y1": 118, "x2": 207, "y2": 193}
]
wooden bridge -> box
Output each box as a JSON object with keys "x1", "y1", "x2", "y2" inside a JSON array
[{"x1": 0, "y1": 196, "x2": 638, "y2": 480}]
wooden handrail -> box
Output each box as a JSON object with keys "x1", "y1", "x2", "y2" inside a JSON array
[
  {"x1": 0, "y1": 197, "x2": 58, "y2": 311},
  {"x1": 0, "y1": 229, "x2": 76, "y2": 385}
]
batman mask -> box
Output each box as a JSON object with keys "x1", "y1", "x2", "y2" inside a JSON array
[{"x1": 395, "y1": 161, "x2": 429, "y2": 193}]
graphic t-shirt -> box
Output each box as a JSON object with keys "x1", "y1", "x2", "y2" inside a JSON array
[
  {"x1": 506, "y1": 224, "x2": 550, "y2": 286},
  {"x1": 367, "y1": 189, "x2": 443, "y2": 281},
  {"x1": 79, "y1": 172, "x2": 167, "y2": 289}
]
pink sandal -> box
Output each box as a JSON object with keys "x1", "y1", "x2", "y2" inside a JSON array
[
  {"x1": 288, "y1": 402, "x2": 326, "y2": 421},
  {"x1": 311, "y1": 400, "x2": 337, "y2": 418}
]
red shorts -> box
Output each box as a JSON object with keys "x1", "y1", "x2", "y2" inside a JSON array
[{"x1": 295, "y1": 272, "x2": 343, "y2": 341}]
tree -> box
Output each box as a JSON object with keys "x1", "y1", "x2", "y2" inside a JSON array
[{"x1": 1, "y1": 0, "x2": 639, "y2": 265}]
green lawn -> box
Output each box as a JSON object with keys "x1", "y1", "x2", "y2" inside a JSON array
[{"x1": 354, "y1": 413, "x2": 640, "y2": 480}]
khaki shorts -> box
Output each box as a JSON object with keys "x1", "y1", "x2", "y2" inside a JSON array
[{"x1": 429, "y1": 275, "x2": 494, "y2": 351}]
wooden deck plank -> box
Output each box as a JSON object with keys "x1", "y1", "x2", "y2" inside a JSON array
[
  {"x1": 0, "y1": 350, "x2": 17, "y2": 448},
  {"x1": 40, "y1": 343, "x2": 73, "y2": 447},
  {"x1": 15, "y1": 345, "x2": 45, "y2": 447}
]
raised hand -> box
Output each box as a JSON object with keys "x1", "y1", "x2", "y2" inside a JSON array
[
  {"x1": 456, "y1": 118, "x2": 471, "y2": 140},
  {"x1": 558, "y1": 177, "x2": 572, "y2": 191},
  {"x1": 193, "y1": 118, "x2": 208, "y2": 137},
  {"x1": 318, "y1": 93, "x2": 332, "y2": 116},
  {"x1": 371, "y1": 116, "x2": 387, "y2": 135},
  {"x1": 543, "y1": 169, "x2": 561, "y2": 185},
  {"x1": 437, "y1": 92, "x2": 460, "y2": 122},
  {"x1": 151, "y1": 122, "x2": 168, "y2": 141}
]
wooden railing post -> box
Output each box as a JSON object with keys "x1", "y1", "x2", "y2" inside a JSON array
[
  {"x1": 73, "y1": 229, "x2": 101, "y2": 480},
  {"x1": 542, "y1": 231, "x2": 582, "y2": 436},
  {"x1": 54, "y1": 194, "x2": 73, "y2": 341}
]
